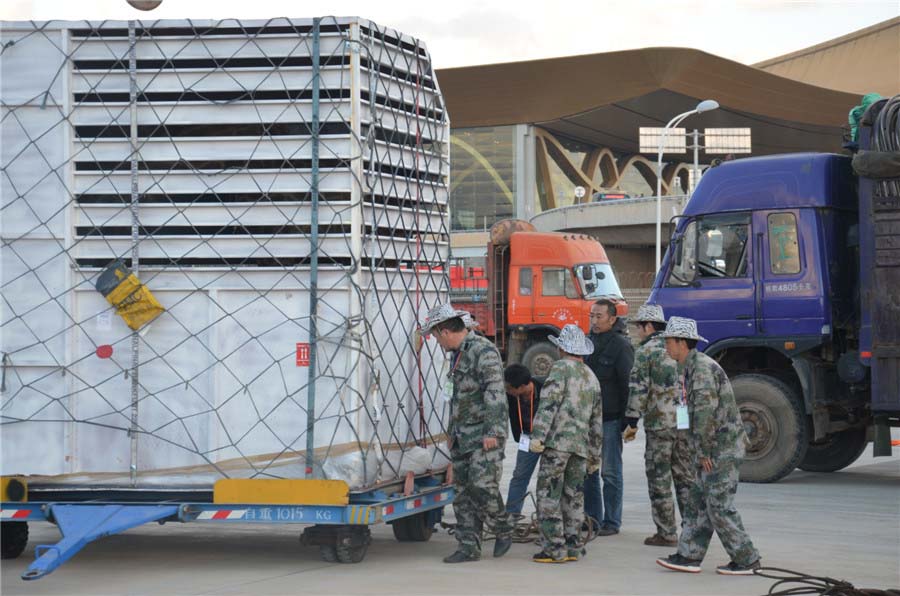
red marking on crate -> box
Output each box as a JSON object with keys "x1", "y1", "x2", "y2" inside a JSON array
[
  {"x1": 384, "y1": 505, "x2": 394, "y2": 516},
  {"x1": 296, "y1": 343, "x2": 310, "y2": 367}
]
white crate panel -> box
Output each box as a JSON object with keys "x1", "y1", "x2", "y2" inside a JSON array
[
  {"x1": 69, "y1": 33, "x2": 349, "y2": 62},
  {"x1": 71, "y1": 100, "x2": 354, "y2": 127},
  {"x1": 74, "y1": 136, "x2": 354, "y2": 163},
  {"x1": 73, "y1": 170, "x2": 353, "y2": 195}
]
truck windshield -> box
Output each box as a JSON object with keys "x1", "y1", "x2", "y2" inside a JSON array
[{"x1": 575, "y1": 263, "x2": 623, "y2": 299}]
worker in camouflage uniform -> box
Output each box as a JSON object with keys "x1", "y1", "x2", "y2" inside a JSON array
[
  {"x1": 622, "y1": 303, "x2": 690, "y2": 547},
  {"x1": 528, "y1": 324, "x2": 602, "y2": 564},
  {"x1": 656, "y1": 317, "x2": 762, "y2": 576},
  {"x1": 421, "y1": 303, "x2": 514, "y2": 564}
]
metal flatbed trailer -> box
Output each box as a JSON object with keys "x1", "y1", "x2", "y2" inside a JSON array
[{"x1": 0, "y1": 472, "x2": 453, "y2": 580}]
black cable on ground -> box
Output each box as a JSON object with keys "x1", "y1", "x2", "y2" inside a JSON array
[{"x1": 755, "y1": 566, "x2": 900, "y2": 596}]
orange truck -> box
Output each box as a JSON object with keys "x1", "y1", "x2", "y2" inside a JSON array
[{"x1": 451, "y1": 219, "x2": 627, "y2": 376}]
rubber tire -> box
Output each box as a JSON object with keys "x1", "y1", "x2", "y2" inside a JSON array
[
  {"x1": 391, "y1": 512, "x2": 434, "y2": 542},
  {"x1": 318, "y1": 545, "x2": 339, "y2": 563},
  {"x1": 521, "y1": 342, "x2": 558, "y2": 378},
  {"x1": 732, "y1": 374, "x2": 808, "y2": 483},
  {"x1": 1, "y1": 522, "x2": 28, "y2": 560},
  {"x1": 798, "y1": 427, "x2": 868, "y2": 473},
  {"x1": 336, "y1": 542, "x2": 368, "y2": 564}
]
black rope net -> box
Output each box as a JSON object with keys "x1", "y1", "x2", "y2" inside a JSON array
[{"x1": 0, "y1": 17, "x2": 451, "y2": 491}]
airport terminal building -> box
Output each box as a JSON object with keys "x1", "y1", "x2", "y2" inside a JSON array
[{"x1": 439, "y1": 17, "x2": 899, "y2": 289}]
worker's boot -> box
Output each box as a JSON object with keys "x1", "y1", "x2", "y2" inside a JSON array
[
  {"x1": 443, "y1": 550, "x2": 480, "y2": 564},
  {"x1": 644, "y1": 533, "x2": 678, "y2": 547},
  {"x1": 493, "y1": 535, "x2": 512, "y2": 558}
]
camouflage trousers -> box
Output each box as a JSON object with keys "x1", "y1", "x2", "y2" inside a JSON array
[
  {"x1": 536, "y1": 448, "x2": 587, "y2": 560},
  {"x1": 451, "y1": 443, "x2": 513, "y2": 556},
  {"x1": 677, "y1": 458, "x2": 760, "y2": 566},
  {"x1": 644, "y1": 429, "x2": 693, "y2": 539}
]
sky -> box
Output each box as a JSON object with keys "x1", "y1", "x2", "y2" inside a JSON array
[{"x1": 1, "y1": 0, "x2": 898, "y2": 69}]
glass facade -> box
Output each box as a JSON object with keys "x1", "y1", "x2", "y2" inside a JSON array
[
  {"x1": 449, "y1": 126, "x2": 517, "y2": 231},
  {"x1": 450, "y1": 124, "x2": 685, "y2": 234}
]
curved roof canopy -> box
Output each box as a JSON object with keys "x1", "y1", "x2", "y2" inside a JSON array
[
  {"x1": 436, "y1": 47, "x2": 861, "y2": 157},
  {"x1": 755, "y1": 17, "x2": 900, "y2": 97}
]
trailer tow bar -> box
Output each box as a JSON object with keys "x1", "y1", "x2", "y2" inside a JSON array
[{"x1": 22, "y1": 504, "x2": 178, "y2": 580}]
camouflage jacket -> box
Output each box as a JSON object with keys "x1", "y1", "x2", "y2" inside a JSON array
[
  {"x1": 448, "y1": 332, "x2": 509, "y2": 454},
  {"x1": 625, "y1": 333, "x2": 681, "y2": 431},
  {"x1": 530, "y1": 358, "x2": 602, "y2": 460},
  {"x1": 684, "y1": 349, "x2": 748, "y2": 462}
]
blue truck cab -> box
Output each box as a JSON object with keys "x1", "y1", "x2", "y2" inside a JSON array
[{"x1": 650, "y1": 99, "x2": 900, "y2": 483}]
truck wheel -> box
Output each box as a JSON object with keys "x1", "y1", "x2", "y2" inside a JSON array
[
  {"x1": 732, "y1": 374, "x2": 808, "y2": 483},
  {"x1": 391, "y1": 512, "x2": 434, "y2": 542},
  {"x1": 798, "y1": 427, "x2": 868, "y2": 473},
  {"x1": 1, "y1": 522, "x2": 28, "y2": 559},
  {"x1": 522, "y1": 342, "x2": 558, "y2": 377}
]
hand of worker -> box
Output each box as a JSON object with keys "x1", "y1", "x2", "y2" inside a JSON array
[
  {"x1": 587, "y1": 459, "x2": 600, "y2": 474},
  {"x1": 529, "y1": 438, "x2": 545, "y2": 453},
  {"x1": 623, "y1": 426, "x2": 638, "y2": 443},
  {"x1": 700, "y1": 457, "x2": 713, "y2": 473},
  {"x1": 483, "y1": 437, "x2": 499, "y2": 450}
]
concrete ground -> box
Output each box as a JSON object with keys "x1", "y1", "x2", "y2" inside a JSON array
[{"x1": 3, "y1": 436, "x2": 898, "y2": 595}]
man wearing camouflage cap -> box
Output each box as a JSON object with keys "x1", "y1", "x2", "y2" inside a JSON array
[
  {"x1": 421, "y1": 303, "x2": 514, "y2": 564},
  {"x1": 622, "y1": 304, "x2": 691, "y2": 547},
  {"x1": 528, "y1": 324, "x2": 602, "y2": 564},
  {"x1": 656, "y1": 317, "x2": 761, "y2": 576}
]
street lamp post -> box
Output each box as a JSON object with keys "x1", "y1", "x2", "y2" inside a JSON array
[{"x1": 655, "y1": 99, "x2": 719, "y2": 272}]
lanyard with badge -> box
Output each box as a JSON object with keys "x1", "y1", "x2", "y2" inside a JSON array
[
  {"x1": 441, "y1": 350, "x2": 462, "y2": 402},
  {"x1": 516, "y1": 385, "x2": 535, "y2": 452},
  {"x1": 676, "y1": 372, "x2": 690, "y2": 430}
]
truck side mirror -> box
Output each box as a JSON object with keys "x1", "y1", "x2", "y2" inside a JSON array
[{"x1": 581, "y1": 265, "x2": 593, "y2": 280}]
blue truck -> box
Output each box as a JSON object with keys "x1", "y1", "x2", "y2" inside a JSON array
[{"x1": 649, "y1": 96, "x2": 900, "y2": 482}]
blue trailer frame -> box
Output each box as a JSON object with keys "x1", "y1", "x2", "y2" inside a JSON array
[{"x1": 0, "y1": 473, "x2": 453, "y2": 580}]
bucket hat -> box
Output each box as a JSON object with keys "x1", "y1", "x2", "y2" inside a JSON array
[
  {"x1": 548, "y1": 324, "x2": 594, "y2": 356},
  {"x1": 420, "y1": 303, "x2": 471, "y2": 335},
  {"x1": 661, "y1": 316, "x2": 708, "y2": 343},
  {"x1": 634, "y1": 303, "x2": 666, "y2": 324}
]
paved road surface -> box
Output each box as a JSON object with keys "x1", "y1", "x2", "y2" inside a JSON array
[{"x1": 3, "y1": 435, "x2": 898, "y2": 595}]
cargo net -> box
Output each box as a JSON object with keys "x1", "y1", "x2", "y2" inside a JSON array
[{"x1": 0, "y1": 17, "x2": 452, "y2": 491}]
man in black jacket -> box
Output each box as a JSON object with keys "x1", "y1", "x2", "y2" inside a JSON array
[
  {"x1": 583, "y1": 299, "x2": 634, "y2": 535},
  {"x1": 504, "y1": 364, "x2": 544, "y2": 515}
]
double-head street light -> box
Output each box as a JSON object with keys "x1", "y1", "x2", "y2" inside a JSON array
[{"x1": 654, "y1": 99, "x2": 719, "y2": 272}]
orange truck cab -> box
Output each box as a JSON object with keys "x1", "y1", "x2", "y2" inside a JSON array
[{"x1": 452, "y1": 219, "x2": 627, "y2": 376}]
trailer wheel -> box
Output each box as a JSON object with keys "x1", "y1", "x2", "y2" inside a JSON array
[
  {"x1": 1, "y1": 522, "x2": 28, "y2": 560},
  {"x1": 522, "y1": 342, "x2": 558, "y2": 377},
  {"x1": 318, "y1": 545, "x2": 339, "y2": 563},
  {"x1": 799, "y1": 427, "x2": 868, "y2": 473},
  {"x1": 336, "y1": 541, "x2": 369, "y2": 563},
  {"x1": 392, "y1": 512, "x2": 434, "y2": 542},
  {"x1": 733, "y1": 374, "x2": 808, "y2": 483}
]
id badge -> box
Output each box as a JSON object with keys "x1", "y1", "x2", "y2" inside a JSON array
[
  {"x1": 676, "y1": 405, "x2": 690, "y2": 430},
  {"x1": 518, "y1": 434, "x2": 531, "y2": 452},
  {"x1": 441, "y1": 378, "x2": 454, "y2": 402}
]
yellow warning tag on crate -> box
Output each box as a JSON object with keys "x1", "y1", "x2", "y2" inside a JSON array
[{"x1": 95, "y1": 261, "x2": 165, "y2": 330}]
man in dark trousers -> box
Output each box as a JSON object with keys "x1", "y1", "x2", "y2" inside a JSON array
[
  {"x1": 583, "y1": 298, "x2": 634, "y2": 536},
  {"x1": 503, "y1": 364, "x2": 544, "y2": 516}
]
